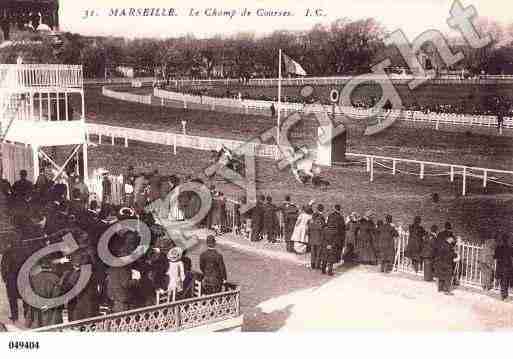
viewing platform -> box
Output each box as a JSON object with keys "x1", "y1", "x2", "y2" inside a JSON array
[{"x1": 0, "y1": 63, "x2": 87, "y2": 184}]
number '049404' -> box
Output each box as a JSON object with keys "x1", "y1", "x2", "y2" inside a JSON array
[{"x1": 8, "y1": 341, "x2": 40, "y2": 350}]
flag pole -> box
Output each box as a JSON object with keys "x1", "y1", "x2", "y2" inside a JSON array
[{"x1": 278, "y1": 49, "x2": 282, "y2": 147}]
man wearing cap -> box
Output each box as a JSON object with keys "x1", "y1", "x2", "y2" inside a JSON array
[{"x1": 200, "y1": 235, "x2": 227, "y2": 295}]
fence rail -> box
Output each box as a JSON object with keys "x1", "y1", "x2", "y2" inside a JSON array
[
  {"x1": 170, "y1": 75, "x2": 513, "y2": 87},
  {"x1": 152, "y1": 87, "x2": 513, "y2": 130}
]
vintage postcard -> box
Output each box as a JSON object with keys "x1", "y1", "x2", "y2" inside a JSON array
[{"x1": 0, "y1": 0, "x2": 512, "y2": 351}]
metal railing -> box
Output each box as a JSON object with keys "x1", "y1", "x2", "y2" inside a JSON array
[
  {"x1": 33, "y1": 283, "x2": 240, "y2": 332},
  {"x1": 394, "y1": 227, "x2": 499, "y2": 291},
  {"x1": 0, "y1": 64, "x2": 83, "y2": 89}
]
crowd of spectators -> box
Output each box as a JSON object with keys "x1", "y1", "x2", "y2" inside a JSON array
[
  {"x1": 238, "y1": 194, "x2": 513, "y2": 298},
  {"x1": 0, "y1": 164, "x2": 230, "y2": 329}
]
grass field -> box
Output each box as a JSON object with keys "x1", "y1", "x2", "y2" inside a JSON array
[
  {"x1": 70, "y1": 85, "x2": 513, "y2": 243},
  {"x1": 77, "y1": 87, "x2": 513, "y2": 171}
]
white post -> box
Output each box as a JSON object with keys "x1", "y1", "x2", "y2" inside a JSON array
[
  {"x1": 392, "y1": 160, "x2": 396, "y2": 175},
  {"x1": 370, "y1": 156, "x2": 374, "y2": 182},
  {"x1": 99, "y1": 133, "x2": 102, "y2": 145},
  {"x1": 277, "y1": 49, "x2": 282, "y2": 146},
  {"x1": 124, "y1": 134, "x2": 128, "y2": 148},
  {"x1": 81, "y1": 91, "x2": 85, "y2": 120},
  {"x1": 83, "y1": 143, "x2": 89, "y2": 185},
  {"x1": 420, "y1": 163, "x2": 425, "y2": 179},
  {"x1": 32, "y1": 145, "x2": 39, "y2": 182},
  {"x1": 56, "y1": 93, "x2": 60, "y2": 121},
  {"x1": 64, "y1": 92, "x2": 69, "y2": 121},
  {"x1": 483, "y1": 170, "x2": 487, "y2": 188},
  {"x1": 174, "y1": 134, "x2": 177, "y2": 155},
  {"x1": 462, "y1": 167, "x2": 467, "y2": 196},
  {"x1": 111, "y1": 133, "x2": 115, "y2": 146},
  {"x1": 366, "y1": 157, "x2": 370, "y2": 172},
  {"x1": 47, "y1": 92, "x2": 51, "y2": 121},
  {"x1": 450, "y1": 166, "x2": 454, "y2": 182}
]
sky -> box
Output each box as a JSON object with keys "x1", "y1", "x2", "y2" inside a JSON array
[{"x1": 57, "y1": 0, "x2": 513, "y2": 39}]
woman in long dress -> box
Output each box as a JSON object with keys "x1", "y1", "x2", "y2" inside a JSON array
[
  {"x1": 290, "y1": 206, "x2": 313, "y2": 254},
  {"x1": 165, "y1": 247, "x2": 185, "y2": 301}
]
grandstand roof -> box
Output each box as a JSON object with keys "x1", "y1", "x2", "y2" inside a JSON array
[{"x1": 4, "y1": 0, "x2": 58, "y2": 8}]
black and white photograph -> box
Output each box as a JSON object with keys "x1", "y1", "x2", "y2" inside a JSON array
[{"x1": 0, "y1": 0, "x2": 513, "y2": 349}]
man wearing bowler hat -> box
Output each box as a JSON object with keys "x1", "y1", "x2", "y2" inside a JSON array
[{"x1": 200, "y1": 236, "x2": 227, "y2": 295}]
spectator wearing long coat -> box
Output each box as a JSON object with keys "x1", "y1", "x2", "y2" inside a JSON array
[
  {"x1": 262, "y1": 196, "x2": 279, "y2": 243},
  {"x1": 1, "y1": 242, "x2": 24, "y2": 322},
  {"x1": 250, "y1": 195, "x2": 265, "y2": 242},
  {"x1": 309, "y1": 204, "x2": 326, "y2": 270},
  {"x1": 27, "y1": 259, "x2": 63, "y2": 329},
  {"x1": 345, "y1": 212, "x2": 360, "y2": 250},
  {"x1": 434, "y1": 236, "x2": 457, "y2": 295},
  {"x1": 200, "y1": 236, "x2": 227, "y2": 295},
  {"x1": 376, "y1": 215, "x2": 398, "y2": 273},
  {"x1": 321, "y1": 213, "x2": 340, "y2": 275},
  {"x1": 494, "y1": 235, "x2": 513, "y2": 300},
  {"x1": 209, "y1": 192, "x2": 227, "y2": 232},
  {"x1": 357, "y1": 211, "x2": 377, "y2": 265},
  {"x1": 281, "y1": 196, "x2": 299, "y2": 253},
  {"x1": 421, "y1": 225, "x2": 438, "y2": 282},
  {"x1": 479, "y1": 239, "x2": 495, "y2": 291},
  {"x1": 406, "y1": 216, "x2": 426, "y2": 273},
  {"x1": 326, "y1": 205, "x2": 346, "y2": 263},
  {"x1": 105, "y1": 265, "x2": 135, "y2": 313}
]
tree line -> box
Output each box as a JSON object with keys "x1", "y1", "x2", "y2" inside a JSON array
[{"x1": 2, "y1": 17, "x2": 513, "y2": 78}]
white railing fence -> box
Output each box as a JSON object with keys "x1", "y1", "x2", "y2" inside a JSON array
[
  {"x1": 152, "y1": 87, "x2": 513, "y2": 130},
  {"x1": 0, "y1": 64, "x2": 83, "y2": 89},
  {"x1": 102, "y1": 86, "x2": 152, "y2": 105},
  {"x1": 169, "y1": 75, "x2": 513, "y2": 88}
]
